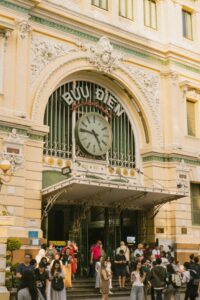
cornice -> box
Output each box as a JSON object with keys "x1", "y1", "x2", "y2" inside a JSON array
[
  {"x1": 1, "y1": 0, "x2": 200, "y2": 74},
  {"x1": 142, "y1": 152, "x2": 200, "y2": 166}
]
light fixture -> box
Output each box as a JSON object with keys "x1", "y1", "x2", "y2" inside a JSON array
[
  {"x1": 0, "y1": 159, "x2": 12, "y2": 191},
  {"x1": 61, "y1": 166, "x2": 72, "y2": 176}
]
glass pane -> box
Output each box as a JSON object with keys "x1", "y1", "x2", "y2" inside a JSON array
[
  {"x1": 101, "y1": 0, "x2": 107, "y2": 9},
  {"x1": 144, "y1": 0, "x2": 150, "y2": 26},
  {"x1": 127, "y1": 0, "x2": 133, "y2": 19},
  {"x1": 186, "y1": 12, "x2": 193, "y2": 39},
  {"x1": 151, "y1": 1, "x2": 157, "y2": 29},
  {"x1": 92, "y1": 0, "x2": 100, "y2": 7},
  {"x1": 187, "y1": 100, "x2": 196, "y2": 136},
  {"x1": 119, "y1": 0, "x2": 126, "y2": 17},
  {"x1": 182, "y1": 11, "x2": 187, "y2": 37}
]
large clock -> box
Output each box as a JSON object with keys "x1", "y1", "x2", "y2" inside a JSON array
[{"x1": 76, "y1": 112, "x2": 112, "y2": 156}]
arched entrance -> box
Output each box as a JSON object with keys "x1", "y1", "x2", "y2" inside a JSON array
[{"x1": 42, "y1": 74, "x2": 147, "y2": 261}]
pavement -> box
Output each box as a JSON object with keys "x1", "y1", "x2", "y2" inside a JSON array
[{"x1": 83, "y1": 293, "x2": 186, "y2": 300}]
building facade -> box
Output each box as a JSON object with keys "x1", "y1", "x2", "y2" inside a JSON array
[{"x1": 0, "y1": 0, "x2": 200, "y2": 296}]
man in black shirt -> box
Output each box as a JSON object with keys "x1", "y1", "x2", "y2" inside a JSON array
[{"x1": 16, "y1": 253, "x2": 33, "y2": 278}]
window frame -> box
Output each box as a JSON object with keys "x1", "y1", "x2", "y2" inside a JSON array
[
  {"x1": 190, "y1": 183, "x2": 200, "y2": 226},
  {"x1": 143, "y1": 0, "x2": 157, "y2": 30},
  {"x1": 182, "y1": 9, "x2": 193, "y2": 40},
  {"x1": 186, "y1": 99, "x2": 197, "y2": 137},
  {"x1": 91, "y1": 0, "x2": 108, "y2": 11},
  {"x1": 119, "y1": 0, "x2": 134, "y2": 20}
]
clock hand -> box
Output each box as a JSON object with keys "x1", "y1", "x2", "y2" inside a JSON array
[
  {"x1": 80, "y1": 128, "x2": 99, "y2": 136},
  {"x1": 92, "y1": 130, "x2": 102, "y2": 151}
]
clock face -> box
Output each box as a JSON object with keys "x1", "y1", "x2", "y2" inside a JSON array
[{"x1": 76, "y1": 112, "x2": 112, "y2": 156}]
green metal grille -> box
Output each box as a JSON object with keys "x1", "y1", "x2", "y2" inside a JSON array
[{"x1": 44, "y1": 81, "x2": 135, "y2": 167}]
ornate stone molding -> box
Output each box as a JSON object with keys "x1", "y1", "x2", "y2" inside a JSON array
[
  {"x1": 17, "y1": 20, "x2": 31, "y2": 39},
  {"x1": 31, "y1": 36, "x2": 162, "y2": 145},
  {"x1": 86, "y1": 36, "x2": 123, "y2": 72},
  {"x1": 31, "y1": 35, "x2": 78, "y2": 85},
  {"x1": 127, "y1": 65, "x2": 162, "y2": 145}
]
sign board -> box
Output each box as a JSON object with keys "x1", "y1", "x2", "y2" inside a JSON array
[
  {"x1": 30, "y1": 239, "x2": 40, "y2": 246},
  {"x1": 127, "y1": 236, "x2": 136, "y2": 244},
  {"x1": 28, "y1": 231, "x2": 38, "y2": 239},
  {"x1": 49, "y1": 241, "x2": 66, "y2": 246}
]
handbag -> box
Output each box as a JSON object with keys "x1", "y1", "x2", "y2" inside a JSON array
[{"x1": 51, "y1": 275, "x2": 64, "y2": 291}]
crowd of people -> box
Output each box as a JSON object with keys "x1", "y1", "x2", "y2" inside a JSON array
[
  {"x1": 90, "y1": 241, "x2": 200, "y2": 300},
  {"x1": 14, "y1": 240, "x2": 200, "y2": 300},
  {"x1": 16, "y1": 241, "x2": 78, "y2": 300}
]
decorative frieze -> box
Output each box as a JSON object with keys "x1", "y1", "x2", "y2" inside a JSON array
[{"x1": 31, "y1": 35, "x2": 77, "y2": 85}]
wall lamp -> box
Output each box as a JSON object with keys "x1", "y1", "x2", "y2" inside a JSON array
[{"x1": 0, "y1": 159, "x2": 12, "y2": 191}]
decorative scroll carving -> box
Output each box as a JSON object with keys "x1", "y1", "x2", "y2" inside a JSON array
[
  {"x1": 31, "y1": 35, "x2": 77, "y2": 85},
  {"x1": 87, "y1": 36, "x2": 123, "y2": 72},
  {"x1": 127, "y1": 65, "x2": 162, "y2": 144}
]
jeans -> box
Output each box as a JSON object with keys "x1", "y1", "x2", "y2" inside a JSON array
[
  {"x1": 154, "y1": 289, "x2": 163, "y2": 300},
  {"x1": 165, "y1": 284, "x2": 180, "y2": 300},
  {"x1": 130, "y1": 286, "x2": 144, "y2": 300}
]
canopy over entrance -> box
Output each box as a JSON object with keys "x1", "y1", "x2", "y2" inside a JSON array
[{"x1": 41, "y1": 176, "x2": 187, "y2": 220}]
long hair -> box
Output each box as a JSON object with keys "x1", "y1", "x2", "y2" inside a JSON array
[
  {"x1": 19, "y1": 270, "x2": 38, "y2": 300},
  {"x1": 51, "y1": 259, "x2": 62, "y2": 275},
  {"x1": 133, "y1": 261, "x2": 144, "y2": 278}
]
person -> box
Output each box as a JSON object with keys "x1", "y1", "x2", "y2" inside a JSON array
[
  {"x1": 90, "y1": 240, "x2": 101, "y2": 277},
  {"x1": 95, "y1": 256, "x2": 103, "y2": 289},
  {"x1": 161, "y1": 251, "x2": 169, "y2": 268},
  {"x1": 165, "y1": 257, "x2": 181, "y2": 300},
  {"x1": 134, "y1": 244, "x2": 144, "y2": 258},
  {"x1": 46, "y1": 243, "x2": 57, "y2": 263},
  {"x1": 35, "y1": 262, "x2": 49, "y2": 299},
  {"x1": 50, "y1": 259, "x2": 66, "y2": 300},
  {"x1": 114, "y1": 249, "x2": 127, "y2": 289},
  {"x1": 130, "y1": 261, "x2": 146, "y2": 300},
  {"x1": 182, "y1": 261, "x2": 200, "y2": 300},
  {"x1": 141, "y1": 258, "x2": 151, "y2": 300},
  {"x1": 62, "y1": 247, "x2": 73, "y2": 288},
  {"x1": 36, "y1": 244, "x2": 47, "y2": 265},
  {"x1": 50, "y1": 253, "x2": 62, "y2": 269},
  {"x1": 101, "y1": 260, "x2": 111, "y2": 300},
  {"x1": 16, "y1": 253, "x2": 33, "y2": 287},
  {"x1": 30, "y1": 258, "x2": 37, "y2": 270},
  {"x1": 149, "y1": 258, "x2": 167, "y2": 300},
  {"x1": 116, "y1": 241, "x2": 130, "y2": 261},
  {"x1": 106, "y1": 257, "x2": 113, "y2": 294},
  {"x1": 152, "y1": 246, "x2": 161, "y2": 259},
  {"x1": 17, "y1": 270, "x2": 44, "y2": 300}
]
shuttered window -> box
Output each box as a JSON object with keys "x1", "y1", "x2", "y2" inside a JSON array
[
  {"x1": 191, "y1": 184, "x2": 200, "y2": 225},
  {"x1": 119, "y1": 0, "x2": 134, "y2": 20},
  {"x1": 144, "y1": 0, "x2": 157, "y2": 29},
  {"x1": 187, "y1": 100, "x2": 196, "y2": 136},
  {"x1": 182, "y1": 10, "x2": 193, "y2": 40},
  {"x1": 92, "y1": 0, "x2": 108, "y2": 10}
]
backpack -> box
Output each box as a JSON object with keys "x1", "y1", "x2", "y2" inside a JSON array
[
  {"x1": 51, "y1": 276, "x2": 64, "y2": 291},
  {"x1": 171, "y1": 273, "x2": 182, "y2": 287},
  {"x1": 189, "y1": 269, "x2": 200, "y2": 286}
]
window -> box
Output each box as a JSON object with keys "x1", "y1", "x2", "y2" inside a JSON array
[
  {"x1": 119, "y1": 0, "x2": 134, "y2": 20},
  {"x1": 182, "y1": 10, "x2": 193, "y2": 40},
  {"x1": 92, "y1": 0, "x2": 108, "y2": 10},
  {"x1": 191, "y1": 183, "x2": 200, "y2": 225},
  {"x1": 187, "y1": 100, "x2": 196, "y2": 136},
  {"x1": 144, "y1": 0, "x2": 157, "y2": 29}
]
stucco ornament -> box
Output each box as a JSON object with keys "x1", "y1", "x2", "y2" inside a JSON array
[
  {"x1": 31, "y1": 35, "x2": 77, "y2": 85},
  {"x1": 17, "y1": 20, "x2": 31, "y2": 39},
  {"x1": 127, "y1": 65, "x2": 162, "y2": 145},
  {"x1": 87, "y1": 36, "x2": 122, "y2": 72}
]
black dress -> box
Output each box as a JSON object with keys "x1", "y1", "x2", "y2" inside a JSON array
[{"x1": 115, "y1": 254, "x2": 126, "y2": 277}]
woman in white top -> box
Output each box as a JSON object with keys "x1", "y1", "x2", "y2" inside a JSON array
[
  {"x1": 95, "y1": 256, "x2": 103, "y2": 288},
  {"x1": 130, "y1": 261, "x2": 146, "y2": 300}
]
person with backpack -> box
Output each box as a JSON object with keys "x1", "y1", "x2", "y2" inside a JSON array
[
  {"x1": 182, "y1": 261, "x2": 199, "y2": 300},
  {"x1": 149, "y1": 258, "x2": 167, "y2": 300},
  {"x1": 165, "y1": 257, "x2": 181, "y2": 300},
  {"x1": 50, "y1": 259, "x2": 66, "y2": 300}
]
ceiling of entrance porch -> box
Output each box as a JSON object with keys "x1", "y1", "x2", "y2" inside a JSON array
[{"x1": 42, "y1": 177, "x2": 187, "y2": 210}]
